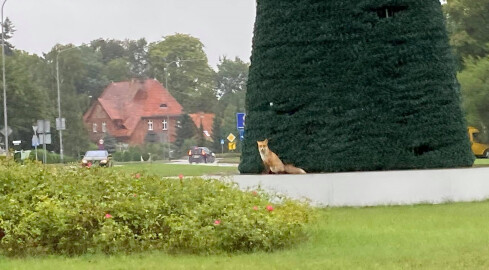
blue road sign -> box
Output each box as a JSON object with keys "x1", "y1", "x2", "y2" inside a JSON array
[
  {"x1": 239, "y1": 129, "x2": 245, "y2": 141},
  {"x1": 236, "y1": 113, "x2": 246, "y2": 130},
  {"x1": 220, "y1": 139, "x2": 225, "y2": 145}
]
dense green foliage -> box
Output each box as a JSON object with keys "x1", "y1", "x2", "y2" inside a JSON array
[
  {"x1": 148, "y1": 34, "x2": 217, "y2": 113},
  {"x1": 240, "y1": 0, "x2": 474, "y2": 173},
  {"x1": 5, "y1": 201, "x2": 489, "y2": 268},
  {"x1": 0, "y1": 161, "x2": 312, "y2": 256},
  {"x1": 212, "y1": 57, "x2": 249, "y2": 153},
  {"x1": 458, "y1": 57, "x2": 489, "y2": 130},
  {"x1": 443, "y1": 1, "x2": 489, "y2": 132},
  {"x1": 27, "y1": 149, "x2": 77, "y2": 164},
  {"x1": 443, "y1": 0, "x2": 489, "y2": 66}
]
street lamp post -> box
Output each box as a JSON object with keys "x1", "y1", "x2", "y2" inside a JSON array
[
  {"x1": 56, "y1": 45, "x2": 79, "y2": 163},
  {"x1": 1, "y1": 0, "x2": 7, "y2": 155},
  {"x1": 163, "y1": 58, "x2": 205, "y2": 160}
]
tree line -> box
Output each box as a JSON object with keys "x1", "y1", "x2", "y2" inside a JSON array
[
  {"x1": 443, "y1": 0, "x2": 489, "y2": 136},
  {"x1": 0, "y1": 19, "x2": 248, "y2": 158},
  {"x1": 2, "y1": 1, "x2": 489, "y2": 159}
]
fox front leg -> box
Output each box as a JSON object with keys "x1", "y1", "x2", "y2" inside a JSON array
[{"x1": 262, "y1": 164, "x2": 271, "y2": 174}]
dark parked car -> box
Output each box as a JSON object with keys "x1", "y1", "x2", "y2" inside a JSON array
[
  {"x1": 188, "y1": 147, "x2": 215, "y2": 164},
  {"x1": 81, "y1": 150, "x2": 113, "y2": 167}
]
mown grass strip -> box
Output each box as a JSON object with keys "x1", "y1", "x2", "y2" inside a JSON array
[{"x1": 3, "y1": 201, "x2": 489, "y2": 269}]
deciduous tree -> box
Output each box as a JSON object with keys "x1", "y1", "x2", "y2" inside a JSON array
[{"x1": 148, "y1": 34, "x2": 217, "y2": 113}]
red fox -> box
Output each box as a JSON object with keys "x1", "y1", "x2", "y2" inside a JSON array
[{"x1": 257, "y1": 139, "x2": 306, "y2": 174}]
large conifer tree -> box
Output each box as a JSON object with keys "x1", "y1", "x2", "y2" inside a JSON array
[{"x1": 239, "y1": 0, "x2": 474, "y2": 173}]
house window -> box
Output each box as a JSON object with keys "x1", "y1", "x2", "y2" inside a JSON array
[
  {"x1": 162, "y1": 119, "x2": 168, "y2": 130},
  {"x1": 148, "y1": 120, "x2": 153, "y2": 131},
  {"x1": 102, "y1": 122, "x2": 107, "y2": 133},
  {"x1": 160, "y1": 104, "x2": 167, "y2": 108},
  {"x1": 92, "y1": 123, "x2": 97, "y2": 133}
]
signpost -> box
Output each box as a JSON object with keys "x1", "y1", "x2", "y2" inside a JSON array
[
  {"x1": 0, "y1": 125, "x2": 11, "y2": 154},
  {"x1": 32, "y1": 125, "x2": 39, "y2": 161},
  {"x1": 236, "y1": 113, "x2": 245, "y2": 130},
  {"x1": 56, "y1": 117, "x2": 66, "y2": 130},
  {"x1": 0, "y1": 125, "x2": 11, "y2": 136},
  {"x1": 37, "y1": 120, "x2": 51, "y2": 163},
  {"x1": 227, "y1": 133, "x2": 236, "y2": 151},
  {"x1": 32, "y1": 126, "x2": 39, "y2": 162},
  {"x1": 220, "y1": 139, "x2": 224, "y2": 154},
  {"x1": 236, "y1": 112, "x2": 246, "y2": 142}
]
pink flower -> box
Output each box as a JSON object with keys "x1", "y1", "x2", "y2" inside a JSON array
[
  {"x1": 251, "y1": 191, "x2": 258, "y2": 196},
  {"x1": 253, "y1": 206, "x2": 258, "y2": 211},
  {"x1": 105, "y1": 213, "x2": 113, "y2": 219},
  {"x1": 214, "y1": 220, "x2": 221, "y2": 225},
  {"x1": 134, "y1": 173, "x2": 141, "y2": 179},
  {"x1": 266, "y1": 205, "x2": 274, "y2": 212},
  {"x1": 133, "y1": 194, "x2": 137, "y2": 197},
  {"x1": 179, "y1": 174, "x2": 184, "y2": 180}
]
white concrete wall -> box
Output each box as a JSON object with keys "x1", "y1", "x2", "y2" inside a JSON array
[{"x1": 231, "y1": 167, "x2": 489, "y2": 207}]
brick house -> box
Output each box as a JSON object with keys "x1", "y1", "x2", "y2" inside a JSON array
[
  {"x1": 83, "y1": 79, "x2": 183, "y2": 146},
  {"x1": 189, "y1": 112, "x2": 215, "y2": 141}
]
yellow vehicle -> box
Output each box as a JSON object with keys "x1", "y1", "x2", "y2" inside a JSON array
[{"x1": 467, "y1": 126, "x2": 489, "y2": 158}]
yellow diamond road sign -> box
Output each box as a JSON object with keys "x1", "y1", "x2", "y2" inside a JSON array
[{"x1": 227, "y1": 133, "x2": 236, "y2": 142}]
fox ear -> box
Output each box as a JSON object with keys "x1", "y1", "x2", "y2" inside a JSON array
[{"x1": 264, "y1": 138, "x2": 268, "y2": 144}]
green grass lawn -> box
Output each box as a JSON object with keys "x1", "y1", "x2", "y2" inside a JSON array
[
  {"x1": 474, "y1": 158, "x2": 489, "y2": 166},
  {"x1": 3, "y1": 201, "x2": 489, "y2": 269},
  {"x1": 113, "y1": 162, "x2": 238, "y2": 177},
  {"x1": 216, "y1": 153, "x2": 241, "y2": 164}
]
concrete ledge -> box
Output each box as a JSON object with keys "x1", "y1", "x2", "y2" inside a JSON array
[{"x1": 230, "y1": 167, "x2": 489, "y2": 207}]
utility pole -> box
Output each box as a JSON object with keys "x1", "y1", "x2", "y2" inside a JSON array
[
  {"x1": 55, "y1": 45, "x2": 78, "y2": 163},
  {"x1": 163, "y1": 58, "x2": 206, "y2": 160},
  {"x1": 1, "y1": 0, "x2": 7, "y2": 155},
  {"x1": 55, "y1": 51, "x2": 63, "y2": 162}
]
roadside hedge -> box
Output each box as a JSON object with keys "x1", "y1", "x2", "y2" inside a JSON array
[{"x1": 0, "y1": 160, "x2": 314, "y2": 256}]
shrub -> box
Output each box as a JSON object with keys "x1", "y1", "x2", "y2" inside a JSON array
[
  {"x1": 28, "y1": 149, "x2": 76, "y2": 164},
  {"x1": 112, "y1": 151, "x2": 124, "y2": 162},
  {"x1": 178, "y1": 138, "x2": 197, "y2": 158},
  {"x1": 0, "y1": 160, "x2": 314, "y2": 256}
]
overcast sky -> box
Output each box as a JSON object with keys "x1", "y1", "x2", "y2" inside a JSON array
[{"x1": 6, "y1": 0, "x2": 256, "y2": 68}]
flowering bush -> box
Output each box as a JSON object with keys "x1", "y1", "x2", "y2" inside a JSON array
[{"x1": 0, "y1": 160, "x2": 314, "y2": 256}]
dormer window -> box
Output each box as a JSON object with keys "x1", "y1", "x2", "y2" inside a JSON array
[
  {"x1": 162, "y1": 119, "x2": 168, "y2": 130},
  {"x1": 160, "y1": 104, "x2": 167, "y2": 108},
  {"x1": 92, "y1": 123, "x2": 97, "y2": 133},
  {"x1": 148, "y1": 120, "x2": 153, "y2": 131}
]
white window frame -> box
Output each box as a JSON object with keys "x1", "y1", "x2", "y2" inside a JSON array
[
  {"x1": 102, "y1": 122, "x2": 107, "y2": 133},
  {"x1": 162, "y1": 119, "x2": 168, "y2": 130},
  {"x1": 148, "y1": 120, "x2": 153, "y2": 131},
  {"x1": 92, "y1": 123, "x2": 97, "y2": 133}
]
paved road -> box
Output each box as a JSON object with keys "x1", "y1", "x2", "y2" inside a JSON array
[{"x1": 170, "y1": 159, "x2": 238, "y2": 167}]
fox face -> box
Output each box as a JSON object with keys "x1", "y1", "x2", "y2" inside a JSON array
[{"x1": 257, "y1": 139, "x2": 269, "y2": 156}]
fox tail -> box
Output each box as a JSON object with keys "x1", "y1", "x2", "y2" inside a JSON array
[{"x1": 284, "y1": 164, "x2": 306, "y2": 174}]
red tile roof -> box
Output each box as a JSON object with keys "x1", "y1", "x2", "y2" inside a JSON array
[
  {"x1": 189, "y1": 112, "x2": 215, "y2": 138},
  {"x1": 84, "y1": 79, "x2": 183, "y2": 137}
]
